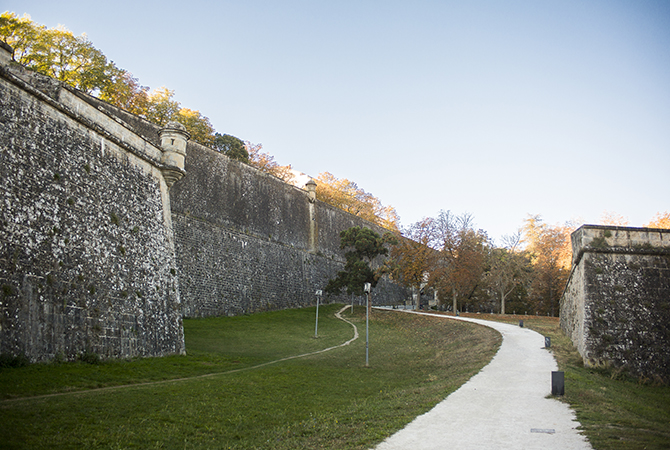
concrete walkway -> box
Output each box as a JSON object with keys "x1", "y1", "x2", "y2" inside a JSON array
[{"x1": 374, "y1": 310, "x2": 592, "y2": 450}]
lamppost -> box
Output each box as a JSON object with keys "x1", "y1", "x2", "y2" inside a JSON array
[
  {"x1": 314, "y1": 290, "x2": 322, "y2": 337},
  {"x1": 364, "y1": 282, "x2": 371, "y2": 367}
]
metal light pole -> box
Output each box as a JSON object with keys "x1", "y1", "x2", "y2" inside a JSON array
[
  {"x1": 314, "y1": 290, "x2": 322, "y2": 337},
  {"x1": 364, "y1": 282, "x2": 371, "y2": 367}
]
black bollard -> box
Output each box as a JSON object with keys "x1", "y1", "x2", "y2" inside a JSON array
[
  {"x1": 545, "y1": 336, "x2": 551, "y2": 348},
  {"x1": 519, "y1": 320, "x2": 524, "y2": 328},
  {"x1": 552, "y1": 371, "x2": 564, "y2": 396}
]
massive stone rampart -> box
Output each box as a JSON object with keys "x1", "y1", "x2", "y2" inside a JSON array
[
  {"x1": 0, "y1": 49, "x2": 408, "y2": 361},
  {"x1": 170, "y1": 142, "x2": 407, "y2": 317},
  {"x1": 0, "y1": 58, "x2": 185, "y2": 362},
  {"x1": 560, "y1": 225, "x2": 670, "y2": 382}
]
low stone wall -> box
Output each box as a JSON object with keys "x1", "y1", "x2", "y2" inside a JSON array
[{"x1": 560, "y1": 225, "x2": 670, "y2": 382}]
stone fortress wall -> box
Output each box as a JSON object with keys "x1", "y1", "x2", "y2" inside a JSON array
[
  {"x1": 560, "y1": 225, "x2": 670, "y2": 382},
  {"x1": 0, "y1": 43, "x2": 407, "y2": 361},
  {"x1": 0, "y1": 45, "x2": 186, "y2": 361},
  {"x1": 170, "y1": 142, "x2": 407, "y2": 318}
]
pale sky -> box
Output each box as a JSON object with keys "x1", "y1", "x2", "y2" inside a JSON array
[{"x1": 4, "y1": 0, "x2": 669, "y2": 244}]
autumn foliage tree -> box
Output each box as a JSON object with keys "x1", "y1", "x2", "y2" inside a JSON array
[
  {"x1": 98, "y1": 70, "x2": 149, "y2": 116},
  {"x1": 647, "y1": 211, "x2": 670, "y2": 229},
  {"x1": 1, "y1": 13, "x2": 117, "y2": 94},
  {"x1": 599, "y1": 211, "x2": 630, "y2": 227},
  {"x1": 315, "y1": 172, "x2": 400, "y2": 231},
  {"x1": 389, "y1": 218, "x2": 439, "y2": 305},
  {"x1": 521, "y1": 215, "x2": 573, "y2": 316},
  {"x1": 1, "y1": 13, "x2": 217, "y2": 146},
  {"x1": 432, "y1": 211, "x2": 490, "y2": 313},
  {"x1": 245, "y1": 142, "x2": 294, "y2": 183}
]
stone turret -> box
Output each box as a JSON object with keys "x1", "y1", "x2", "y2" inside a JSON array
[
  {"x1": 305, "y1": 179, "x2": 317, "y2": 203},
  {"x1": 0, "y1": 41, "x2": 13, "y2": 66},
  {"x1": 158, "y1": 121, "x2": 190, "y2": 188}
]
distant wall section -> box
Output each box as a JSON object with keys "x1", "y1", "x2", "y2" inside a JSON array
[
  {"x1": 170, "y1": 144, "x2": 408, "y2": 317},
  {"x1": 560, "y1": 225, "x2": 670, "y2": 382}
]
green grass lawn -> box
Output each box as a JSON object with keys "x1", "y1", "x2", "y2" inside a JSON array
[
  {"x1": 0, "y1": 304, "x2": 500, "y2": 449},
  {"x1": 454, "y1": 312, "x2": 670, "y2": 450}
]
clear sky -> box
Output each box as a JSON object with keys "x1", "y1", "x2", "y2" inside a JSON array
[{"x1": 4, "y1": 0, "x2": 669, "y2": 243}]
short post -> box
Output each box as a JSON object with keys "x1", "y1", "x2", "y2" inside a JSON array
[
  {"x1": 551, "y1": 371, "x2": 565, "y2": 396},
  {"x1": 364, "y1": 282, "x2": 371, "y2": 367},
  {"x1": 314, "y1": 290, "x2": 322, "y2": 337},
  {"x1": 545, "y1": 336, "x2": 551, "y2": 348},
  {"x1": 519, "y1": 320, "x2": 524, "y2": 328}
]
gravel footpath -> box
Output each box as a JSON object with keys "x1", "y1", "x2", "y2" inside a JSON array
[{"x1": 374, "y1": 310, "x2": 592, "y2": 450}]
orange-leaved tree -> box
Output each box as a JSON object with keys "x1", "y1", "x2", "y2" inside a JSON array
[
  {"x1": 521, "y1": 215, "x2": 574, "y2": 316},
  {"x1": 647, "y1": 211, "x2": 670, "y2": 229},
  {"x1": 431, "y1": 211, "x2": 490, "y2": 313},
  {"x1": 389, "y1": 218, "x2": 439, "y2": 306},
  {"x1": 599, "y1": 210, "x2": 630, "y2": 226},
  {"x1": 315, "y1": 172, "x2": 399, "y2": 231},
  {"x1": 245, "y1": 142, "x2": 294, "y2": 183},
  {"x1": 1, "y1": 13, "x2": 217, "y2": 146}
]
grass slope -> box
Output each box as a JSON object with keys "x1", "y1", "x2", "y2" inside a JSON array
[{"x1": 0, "y1": 305, "x2": 500, "y2": 449}]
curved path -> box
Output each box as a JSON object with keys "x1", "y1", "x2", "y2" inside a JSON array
[{"x1": 375, "y1": 310, "x2": 592, "y2": 450}]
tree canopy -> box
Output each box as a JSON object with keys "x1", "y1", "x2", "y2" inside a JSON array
[
  {"x1": 213, "y1": 133, "x2": 249, "y2": 163},
  {"x1": 325, "y1": 227, "x2": 397, "y2": 297},
  {"x1": 245, "y1": 142, "x2": 294, "y2": 182},
  {"x1": 0, "y1": 12, "x2": 217, "y2": 146},
  {"x1": 387, "y1": 212, "x2": 579, "y2": 316},
  {"x1": 389, "y1": 218, "x2": 439, "y2": 292},
  {"x1": 646, "y1": 211, "x2": 670, "y2": 229},
  {"x1": 315, "y1": 172, "x2": 399, "y2": 231}
]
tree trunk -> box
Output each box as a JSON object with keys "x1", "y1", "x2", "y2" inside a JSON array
[{"x1": 452, "y1": 288, "x2": 457, "y2": 315}]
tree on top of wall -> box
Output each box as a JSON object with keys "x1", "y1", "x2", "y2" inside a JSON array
[
  {"x1": 0, "y1": 12, "x2": 217, "y2": 146},
  {"x1": 647, "y1": 211, "x2": 670, "y2": 229},
  {"x1": 245, "y1": 141, "x2": 295, "y2": 183},
  {"x1": 315, "y1": 172, "x2": 400, "y2": 231},
  {"x1": 213, "y1": 134, "x2": 249, "y2": 163}
]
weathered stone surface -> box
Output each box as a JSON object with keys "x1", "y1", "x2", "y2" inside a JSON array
[
  {"x1": 0, "y1": 57, "x2": 408, "y2": 362},
  {"x1": 561, "y1": 225, "x2": 670, "y2": 382},
  {"x1": 0, "y1": 63, "x2": 185, "y2": 362},
  {"x1": 170, "y1": 142, "x2": 408, "y2": 317}
]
